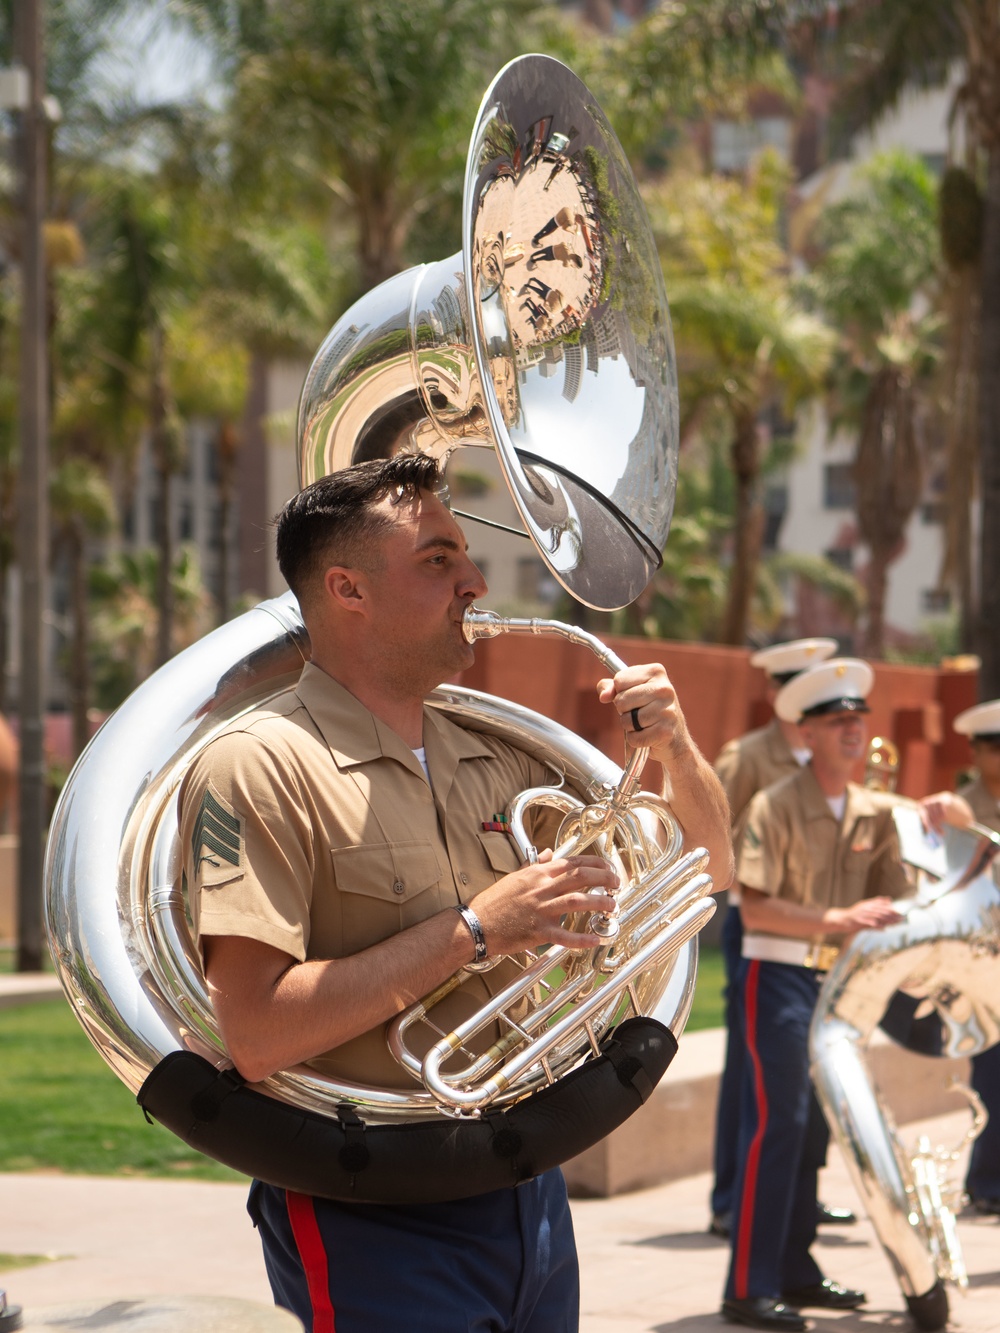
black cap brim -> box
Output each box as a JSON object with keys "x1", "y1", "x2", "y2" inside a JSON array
[{"x1": 801, "y1": 697, "x2": 871, "y2": 720}]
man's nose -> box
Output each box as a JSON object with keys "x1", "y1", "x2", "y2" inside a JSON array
[{"x1": 460, "y1": 556, "x2": 488, "y2": 600}]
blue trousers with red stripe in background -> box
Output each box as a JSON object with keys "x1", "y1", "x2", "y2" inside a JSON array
[
  {"x1": 967, "y1": 1042, "x2": 1000, "y2": 1203},
  {"x1": 711, "y1": 903, "x2": 746, "y2": 1220},
  {"x1": 724, "y1": 959, "x2": 829, "y2": 1303},
  {"x1": 248, "y1": 1168, "x2": 579, "y2": 1333}
]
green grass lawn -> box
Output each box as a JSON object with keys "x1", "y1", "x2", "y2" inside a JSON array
[
  {"x1": 685, "y1": 942, "x2": 725, "y2": 1032},
  {"x1": 0, "y1": 999, "x2": 245, "y2": 1181},
  {"x1": 0, "y1": 945, "x2": 725, "y2": 1178}
]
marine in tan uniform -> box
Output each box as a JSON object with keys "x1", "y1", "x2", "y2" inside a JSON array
[
  {"x1": 180, "y1": 453, "x2": 733, "y2": 1333},
  {"x1": 721, "y1": 659, "x2": 909, "y2": 1333},
  {"x1": 954, "y1": 699, "x2": 1000, "y2": 1214},
  {"x1": 710, "y1": 640, "x2": 838, "y2": 1238},
  {"x1": 721, "y1": 673, "x2": 973, "y2": 1333}
]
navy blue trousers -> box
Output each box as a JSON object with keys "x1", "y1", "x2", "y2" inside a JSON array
[
  {"x1": 967, "y1": 1043, "x2": 1000, "y2": 1202},
  {"x1": 248, "y1": 1169, "x2": 579, "y2": 1333},
  {"x1": 724, "y1": 959, "x2": 828, "y2": 1302},
  {"x1": 711, "y1": 903, "x2": 745, "y2": 1218}
]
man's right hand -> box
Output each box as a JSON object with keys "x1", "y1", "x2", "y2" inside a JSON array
[
  {"x1": 825, "y1": 896, "x2": 905, "y2": 937},
  {"x1": 471, "y1": 848, "x2": 619, "y2": 956}
]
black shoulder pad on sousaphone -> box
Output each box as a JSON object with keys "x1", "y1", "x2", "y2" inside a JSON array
[{"x1": 297, "y1": 53, "x2": 679, "y2": 611}]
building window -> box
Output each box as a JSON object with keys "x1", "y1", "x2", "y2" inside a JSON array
[
  {"x1": 763, "y1": 483, "x2": 788, "y2": 552},
  {"x1": 516, "y1": 557, "x2": 558, "y2": 604},
  {"x1": 922, "y1": 588, "x2": 952, "y2": 614},
  {"x1": 825, "y1": 547, "x2": 853, "y2": 573},
  {"x1": 712, "y1": 116, "x2": 792, "y2": 173},
  {"x1": 823, "y1": 463, "x2": 856, "y2": 509}
]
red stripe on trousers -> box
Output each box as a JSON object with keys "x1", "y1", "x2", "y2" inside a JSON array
[
  {"x1": 286, "y1": 1190, "x2": 336, "y2": 1333},
  {"x1": 734, "y1": 960, "x2": 768, "y2": 1299}
]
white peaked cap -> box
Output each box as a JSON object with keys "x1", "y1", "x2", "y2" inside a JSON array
[
  {"x1": 775, "y1": 658, "x2": 875, "y2": 724},
  {"x1": 954, "y1": 699, "x2": 1000, "y2": 738},
  {"x1": 750, "y1": 638, "x2": 839, "y2": 680}
]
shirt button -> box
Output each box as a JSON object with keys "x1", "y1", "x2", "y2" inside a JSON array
[
  {"x1": 392, "y1": 880, "x2": 405, "y2": 895},
  {"x1": 460, "y1": 873, "x2": 469, "y2": 885}
]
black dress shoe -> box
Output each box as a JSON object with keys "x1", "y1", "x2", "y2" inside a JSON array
[
  {"x1": 815, "y1": 1201, "x2": 857, "y2": 1226},
  {"x1": 709, "y1": 1211, "x2": 732, "y2": 1238},
  {"x1": 721, "y1": 1298, "x2": 806, "y2": 1331},
  {"x1": 783, "y1": 1279, "x2": 866, "y2": 1310},
  {"x1": 969, "y1": 1194, "x2": 1000, "y2": 1216}
]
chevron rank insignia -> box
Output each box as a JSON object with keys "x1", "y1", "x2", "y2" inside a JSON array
[{"x1": 192, "y1": 789, "x2": 243, "y2": 875}]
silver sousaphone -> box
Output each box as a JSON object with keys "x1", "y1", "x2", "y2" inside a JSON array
[
  {"x1": 810, "y1": 814, "x2": 1000, "y2": 1330},
  {"x1": 44, "y1": 56, "x2": 714, "y2": 1196}
]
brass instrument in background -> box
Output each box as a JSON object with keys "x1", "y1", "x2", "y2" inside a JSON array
[
  {"x1": 865, "y1": 735, "x2": 901, "y2": 791},
  {"x1": 810, "y1": 815, "x2": 1000, "y2": 1331},
  {"x1": 43, "y1": 55, "x2": 718, "y2": 1194}
]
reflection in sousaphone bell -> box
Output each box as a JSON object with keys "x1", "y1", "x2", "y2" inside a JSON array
[{"x1": 297, "y1": 54, "x2": 679, "y2": 612}]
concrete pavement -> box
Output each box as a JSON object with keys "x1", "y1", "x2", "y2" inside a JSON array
[
  {"x1": 1, "y1": 1109, "x2": 998, "y2": 1331},
  {"x1": 2, "y1": 978, "x2": 998, "y2": 1330}
]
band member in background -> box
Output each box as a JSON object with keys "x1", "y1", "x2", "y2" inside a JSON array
[
  {"x1": 721, "y1": 659, "x2": 908, "y2": 1332},
  {"x1": 179, "y1": 454, "x2": 733, "y2": 1333},
  {"x1": 709, "y1": 638, "x2": 847, "y2": 1240},
  {"x1": 952, "y1": 700, "x2": 1000, "y2": 1216}
]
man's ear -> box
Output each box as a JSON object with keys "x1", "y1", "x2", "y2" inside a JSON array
[{"x1": 324, "y1": 565, "x2": 368, "y2": 614}]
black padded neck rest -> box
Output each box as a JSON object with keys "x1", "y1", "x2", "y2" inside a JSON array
[{"x1": 137, "y1": 1015, "x2": 677, "y2": 1204}]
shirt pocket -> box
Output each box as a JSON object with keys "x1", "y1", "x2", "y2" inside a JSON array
[
  {"x1": 840, "y1": 818, "x2": 877, "y2": 897},
  {"x1": 330, "y1": 840, "x2": 444, "y2": 954},
  {"x1": 476, "y1": 831, "x2": 523, "y2": 882}
]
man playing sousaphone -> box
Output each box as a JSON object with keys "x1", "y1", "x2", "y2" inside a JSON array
[{"x1": 179, "y1": 454, "x2": 733, "y2": 1333}]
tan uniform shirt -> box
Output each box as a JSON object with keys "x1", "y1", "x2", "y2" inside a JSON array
[
  {"x1": 179, "y1": 662, "x2": 556, "y2": 1090},
  {"x1": 715, "y1": 719, "x2": 802, "y2": 836},
  {"x1": 715, "y1": 719, "x2": 804, "y2": 904},
  {"x1": 737, "y1": 765, "x2": 910, "y2": 947},
  {"x1": 958, "y1": 776, "x2": 1000, "y2": 835}
]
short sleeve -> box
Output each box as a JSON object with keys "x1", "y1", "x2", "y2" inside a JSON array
[
  {"x1": 715, "y1": 739, "x2": 757, "y2": 831},
  {"x1": 736, "y1": 789, "x2": 783, "y2": 896},
  {"x1": 179, "y1": 729, "x2": 316, "y2": 962}
]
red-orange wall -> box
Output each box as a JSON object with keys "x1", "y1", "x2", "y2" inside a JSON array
[{"x1": 459, "y1": 635, "x2": 982, "y2": 800}]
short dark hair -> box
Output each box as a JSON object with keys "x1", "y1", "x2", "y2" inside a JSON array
[{"x1": 275, "y1": 454, "x2": 442, "y2": 602}]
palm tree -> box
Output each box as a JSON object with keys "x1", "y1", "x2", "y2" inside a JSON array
[
  {"x1": 88, "y1": 545, "x2": 213, "y2": 710},
  {"x1": 805, "y1": 151, "x2": 941, "y2": 658},
  {"x1": 803, "y1": 0, "x2": 1000, "y2": 690},
  {"x1": 645, "y1": 152, "x2": 832, "y2": 645},
  {"x1": 176, "y1": 0, "x2": 549, "y2": 293}
]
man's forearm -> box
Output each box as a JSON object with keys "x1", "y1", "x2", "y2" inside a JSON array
[
  {"x1": 657, "y1": 745, "x2": 735, "y2": 891},
  {"x1": 739, "y1": 887, "x2": 828, "y2": 939},
  {"x1": 206, "y1": 908, "x2": 477, "y2": 1084}
]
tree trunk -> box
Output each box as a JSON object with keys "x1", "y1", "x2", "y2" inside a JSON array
[
  {"x1": 854, "y1": 368, "x2": 921, "y2": 659},
  {"x1": 720, "y1": 408, "x2": 762, "y2": 645},
  {"x1": 940, "y1": 264, "x2": 979, "y2": 651},
  {"x1": 151, "y1": 325, "x2": 174, "y2": 669},
  {"x1": 355, "y1": 172, "x2": 407, "y2": 291},
  {"x1": 68, "y1": 518, "x2": 90, "y2": 763},
  {"x1": 216, "y1": 420, "x2": 239, "y2": 624},
  {"x1": 863, "y1": 543, "x2": 890, "y2": 659},
  {"x1": 0, "y1": 553, "x2": 8, "y2": 716},
  {"x1": 977, "y1": 148, "x2": 1000, "y2": 697}
]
